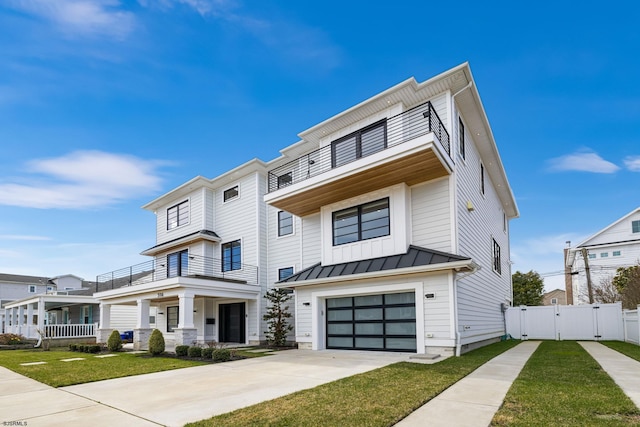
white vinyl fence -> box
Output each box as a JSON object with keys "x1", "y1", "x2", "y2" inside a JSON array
[
  {"x1": 505, "y1": 303, "x2": 624, "y2": 341},
  {"x1": 623, "y1": 307, "x2": 639, "y2": 344}
]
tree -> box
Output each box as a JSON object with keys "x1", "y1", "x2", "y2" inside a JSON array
[
  {"x1": 592, "y1": 276, "x2": 622, "y2": 305},
  {"x1": 512, "y1": 270, "x2": 544, "y2": 306},
  {"x1": 611, "y1": 264, "x2": 640, "y2": 309},
  {"x1": 263, "y1": 288, "x2": 293, "y2": 347}
]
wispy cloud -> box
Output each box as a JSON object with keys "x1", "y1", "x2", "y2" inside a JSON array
[
  {"x1": 624, "y1": 155, "x2": 640, "y2": 172},
  {"x1": 0, "y1": 234, "x2": 51, "y2": 241},
  {"x1": 0, "y1": 151, "x2": 166, "y2": 209},
  {"x1": 547, "y1": 149, "x2": 620, "y2": 173},
  {"x1": 7, "y1": 0, "x2": 136, "y2": 39}
]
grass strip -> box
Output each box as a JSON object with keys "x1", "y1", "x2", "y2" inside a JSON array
[
  {"x1": 187, "y1": 340, "x2": 519, "y2": 427},
  {"x1": 491, "y1": 341, "x2": 640, "y2": 426},
  {"x1": 0, "y1": 349, "x2": 206, "y2": 387},
  {"x1": 601, "y1": 341, "x2": 640, "y2": 362}
]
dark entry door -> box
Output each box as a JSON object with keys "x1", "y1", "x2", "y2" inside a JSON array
[{"x1": 219, "y1": 302, "x2": 245, "y2": 343}]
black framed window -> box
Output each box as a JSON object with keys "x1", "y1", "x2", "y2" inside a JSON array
[
  {"x1": 167, "y1": 249, "x2": 188, "y2": 278},
  {"x1": 331, "y1": 120, "x2": 387, "y2": 168},
  {"x1": 333, "y1": 198, "x2": 390, "y2": 246},
  {"x1": 278, "y1": 211, "x2": 293, "y2": 236},
  {"x1": 492, "y1": 239, "x2": 501, "y2": 275},
  {"x1": 223, "y1": 186, "x2": 239, "y2": 202},
  {"x1": 278, "y1": 267, "x2": 294, "y2": 281},
  {"x1": 459, "y1": 117, "x2": 465, "y2": 160},
  {"x1": 167, "y1": 200, "x2": 189, "y2": 230},
  {"x1": 277, "y1": 172, "x2": 292, "y2": 188},
  {"x1": 222, "y1": 240, "x2": 241, "y2": 272},
  {"x1": 167, "y1": 306, "x2": 179, "y2": 332}
]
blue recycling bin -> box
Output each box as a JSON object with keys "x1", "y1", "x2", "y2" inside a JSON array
[{"x1": 120, "y1": 330, "x2": 133, "y2": 342}]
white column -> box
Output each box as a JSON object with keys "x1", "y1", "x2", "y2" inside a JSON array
[
  {"x1": 37, "y1": 302, "x2": 45, "y2": 333},
  {"x1": 99, "y1": 303, "x2": 111, "y2": 329},
  {"x1": 178, "y1": 292, "x2": 195, "y2": 329},
  {"x1": 136, "y1": 299, "x2": 150, "y2": 329},
  {"x1": 7, "y1": 308, "x2": 14, "y2": 333},
  {"x1": 26, "y1": 304, "x2": 34, "y2": 338}
]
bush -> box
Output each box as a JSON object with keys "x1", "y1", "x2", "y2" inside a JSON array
[
  {"x1": 107, "y1": 330, "x2": 122, "y2": 352},
  {"x1": 201, "y1": 347, "x2": 214, "y2": 359},
  {"x1": 69, "y1": 344, "x2": 78, "y2": 351},
  {"x1": 188, "y1": 346, "x2": 202, "y2": 358},
  {"x1": 175, "y1": 345, "x2": 189, "y2": 357},
  {"x1": 0, "y1": 333, "x2": 26, "y2": 345},
  {"x1": 86, "y1": 345, "x2": 102, "y2": 353},
  {"x1": 78, "y1": 345, "x2": 86, "y2": 352},
  {"x1": 212, "y1": 348, "x2": 231, "y2": 362},
  {"x1": 148, "y1": 329, "x2": 165, "y2": 356}
]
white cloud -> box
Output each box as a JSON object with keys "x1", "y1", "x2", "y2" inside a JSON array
[
  {"x1": 7, "y1": 0, "x2": 136, "y2": 39},
  {"x1": 547, "y1": 150, "x2": 620, "y2": 173},
  {"x1": 0, "y1": 151, "x2": 165, "y2": 209},
  {"x1": 0, "y1": 234, "x2": 51, "y2": 241},
  {"x1": 624, "y1": 155, "x2": 640, "y2": 172}
]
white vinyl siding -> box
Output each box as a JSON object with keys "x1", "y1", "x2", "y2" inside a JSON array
[
  {"x1": 411, "y1": 178, "x2": 452, "y2": 252},
  {"x1": 301, "y1": 213, "x2": 321, "y2": 269},
  {"x1": 156, "y1": 190, "x2": 204, "y2": 245}
]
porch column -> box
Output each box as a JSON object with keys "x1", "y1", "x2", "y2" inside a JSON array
[
  {"x1": 133, "y1": 299, "x2": 152, "y2": 351},
  {"x1": 175, "y1": 291, "x2": 197, "y2": 346},
  {"x1": 37, "y1": 301, "x2": 45, "y2": 334},
  {"x1": 96, "y1": 302, "x2": 113, "y2": 344},
  {"x1": 26, "y1": 304, "x2": 34, "y2": 339},
  {"x1": 8, "y1": 307, "x2": 14, "y2": 333}
]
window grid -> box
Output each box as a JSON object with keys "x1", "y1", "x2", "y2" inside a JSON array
[
  {"x1": 167, "y1": 200, "x2": 189, "y2": 230},
  {"x1": 222, "y1": 240, "x2": 241, "y2": 272},
  {"x1": 223, "y1": 186, "x2": 239, "y2": 202},
  {"x1": 613, "y1": 251, "x2": 621, "y2": 257},
  {"x1": 333, "y1": 198, "x2": 390, "y2": 246},
  {"x1": 492, "y1": 239, "x2": 501, "y2": 275},
  {"x1": 633, "y1": 220, "x2": 640, "y2": 233},
  {"x1": 278, "y1": 211, "x2": 293, "y2": 236}
]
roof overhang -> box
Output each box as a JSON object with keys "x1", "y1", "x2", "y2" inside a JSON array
[{"x1": 141, "y1": 230, "x2": 221, "y2": 256}]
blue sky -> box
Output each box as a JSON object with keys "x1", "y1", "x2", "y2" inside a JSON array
[{"x1": 0, "y1": 1, "x2": 639, "y2": 291}]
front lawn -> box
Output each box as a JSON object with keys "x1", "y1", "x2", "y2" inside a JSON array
[
  {"x1": 0, "y1": 349, "x2": 206, "y2": 387},
  {"x1": 187, "y1": 340, "x2": 519, "y2": 427},
  {"x1": 491, "y1": 341, "x2": 640, "y2": 426},
  {"x1": 601, "y1": 341, "x2": 640, "y2": 362}
]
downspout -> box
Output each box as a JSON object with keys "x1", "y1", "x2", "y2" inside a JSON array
[{"x1": 452, "y1": 81, "x2": 473, "y2": 99}]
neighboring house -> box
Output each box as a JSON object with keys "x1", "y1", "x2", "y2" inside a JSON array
[
  {"x1": 542, "y1": 289, "x2": 566, "y2": 306},
  {"x1": 95, "y1": 63, "x2": 519, "y2": 356},
  {"x1": 565, "y1": 208, "x2": 640, "y2": 305}
]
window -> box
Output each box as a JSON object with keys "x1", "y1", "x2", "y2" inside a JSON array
[
  {"x1": 167, "y1": 200, "x2": 189, "y2": 230},
  {"x1": 333, "y1": 198, "x2": 390, "y2": 246},
  {"x1": 331, "y1": 120, "x2": 387, "y2": 168},
  {"x1": 480, "y1": 163, "x2": 485, "y2": 195},
  {"x1": 222, "y1": 240, "x2": 241, "y2": 272},
  {"x1": 587, "y1": 253, "x2": 596, "y2": 259},
  {"x1": 167, "y1": 250, "x2": 189, "y2": 278},
  {"x1": 459, "y1": 117, "x2": 465, "y2": 160},
  {"x1": 277, "y1": 172, "x2": 292, "y2": 188},
  {"x1": 633, "y1": 220, "x2": 640, "y2": 233},
  {"x1": 601, "y1": 252, "x2": 608, "y2": 258},
  {"x1": 492, "y1": 239, "x2": 501, "y2": 275},
  {"x1": 223, "y1": 186, "x2": 239, "y2": 202},
  {"x1": 613, "y1": 251, "x2": 621, "y2": 257},
  {"x1": 278, "y1": 267, "x2": 294, "y2": 281},
  {"x1": 551, "y1": 298, "x2": 558, "y2": 305},
  {"x1": 167, "y1": 306, "x2": 179, "y2": 332},
  {"x1": 28, "y1": 285, "x2": 36, "y2": 293},
  {"x1": 278, "y1": 211, "x2": 293, "y2": 236}
]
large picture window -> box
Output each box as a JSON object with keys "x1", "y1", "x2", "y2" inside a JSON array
[
  {"x1": 167, "y1": 306, "x2": 179, "y2": 332},
  {"x1": 333, "y1": 198, "x2": 390, "y2": 246},
  {"x1": 278, "y1": 211, "x2": 293, "y2": 236},
  {"x1": 331, "y1": 120, "x2": 387, "y2": 168},
  {"x1": 222, "y1": 240, "x2": 241, "y2": 272},
  {"x1": 167, "y1": 200, "x2": 189, "y2": 230}
]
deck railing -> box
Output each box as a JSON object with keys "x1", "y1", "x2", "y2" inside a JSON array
[
  {"x1": 96, "y1": 254, "x2": 259, "y2": 292},
  {"x1": 267, "y1": 100, "x2": 450, "y2": 193},
  {"x1": 44, "y1": 323, "x2": 97, "y2": 339}
]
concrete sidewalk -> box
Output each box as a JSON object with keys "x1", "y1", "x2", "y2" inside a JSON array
[
  {"x1": 579, "y1": 341, "x2": 640, "y2": 408},
  {"x1": 395, "y1": 341, "x2": 540, "y2": 427}
]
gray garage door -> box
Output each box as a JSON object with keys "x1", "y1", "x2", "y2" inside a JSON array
[{"x1": 326, "y1": 292, "x2": 416, "y2": 352}]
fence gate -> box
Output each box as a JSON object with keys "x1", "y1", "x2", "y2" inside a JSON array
[{"x1": 505, "y1": 303, "x2": 623, "y2": 341}]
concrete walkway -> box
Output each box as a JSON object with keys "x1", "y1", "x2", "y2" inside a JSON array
[
  {"x1": 579, "y1": 341, "x2": 640, "y2": 408},
  {"x1": 395, "y1": 341, "x2": 541, "y2": 427}
]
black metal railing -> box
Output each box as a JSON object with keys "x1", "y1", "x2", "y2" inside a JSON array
[
  {"x1": 267, "y1": 100, "x2": 450, "y2": 193},
  {"x1": 95, "y1": 254, "x2": 259, "y2": 292}
]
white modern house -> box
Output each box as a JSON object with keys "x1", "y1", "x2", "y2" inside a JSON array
[
  {"x1": 95, "y1": 62, "x2": 519, "y2": 356},
  {"x1": 565, "y1": 207, "x2": 640, "y2": 305}
]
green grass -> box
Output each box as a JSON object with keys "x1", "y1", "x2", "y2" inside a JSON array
[
  {"x1": 0, "y1": 349, "x2": 206, "y2": 387},
  {"x1": 186, "y1": 340, "x2": 519, "y2": 427},
  {"x1": 602, "y1": 341, "x2": 640, "y2": 362},
  {"x1": 491, "y1": 341, "x2": 640, "y2": 426}
]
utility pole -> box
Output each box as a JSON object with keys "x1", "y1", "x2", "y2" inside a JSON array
[{"x1": 581, "y1": 247, "x2": 594, "y2": 304}]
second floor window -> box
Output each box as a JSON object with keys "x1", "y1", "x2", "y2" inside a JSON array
[
  {"x1": 167, "y1": 250, "x2": 188, "y2": 278},
  {"x1": 278, "y1": 267, "x2": 294, "y2": 281},
  {"x1": 459, "y1": 117, "x2": 465, "y2": 160},
  {"x1": 222, "y1": 240, "x2": 241, "y2": 272},
  {"x1": 223, "y1": 186, "x2": 239, "y2": 202},
  {"x1": 633, "y1": 220, "x2": 640, "y2": 233},
  {"x1": 331, "y1": 120, "x2": 387, "y2": 168},
  {"x1": 167, "y1": 200, "x2": 189, "y2": 230},
  {"x1": 333, "y1": 198, "x2": 390, "y2": 246},
  {"x1": 278, "y1": 211, "x2": 293, "y2": 236},
  {"x1": 492, "y1": 239, "x2": 501, "y2": 275}
]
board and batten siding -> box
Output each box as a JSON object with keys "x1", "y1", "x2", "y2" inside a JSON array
[
  {"x1": 411, "y1": 177, "x2": 452, "y2": 252},
  {"x1": 155, "y1": 189, "x2": 204, "y2": 246},
  {"x1": 454, "y1": 110, "x2": 512, "y2": 345}
]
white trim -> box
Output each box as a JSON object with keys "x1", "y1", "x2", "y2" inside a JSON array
[
  {"x1": 222, "y1": 184, "x2": 240, "y2": 204},
  {"x1": 276, "y1": 210, "x2": 295, "y2": 238}
]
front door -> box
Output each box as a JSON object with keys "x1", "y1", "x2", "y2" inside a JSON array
[{"x1": 219, "y1": 303, "x2": 245, "y2": 343}]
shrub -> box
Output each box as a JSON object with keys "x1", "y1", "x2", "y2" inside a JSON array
[
  {"x1": 175, "y1": 345, "x2": 189, "y2": 357},
  {"x1": 69, "y1": 344, "x2": 78, "y2": 351},
  {"x1": 212, "y1": 348, "x2": 231, "y2": 362},
  {"x1": 263, "y1": 288, "x2": 293, "y2": 347},
  {"x1": 78, "y1": 345, "x2": 86, "y2": 352},
  {"x1": 86, "y1": 345, "x2": 102, "y2": 353},
  {"x1": 148, "y1": 329, "x2": 165, "y2": 356},
  {"x1": 0, "y1": 333, "x2": 26, "y2": 345},
  {"x1": 201, "y1": 347, "x2": 214, "y2": 359},
  {"x1": 188, "y1": 346, "x2": 202, "y2": 358},
  {"x1": 107, "y1": 330, "x2": 122, "y2": 352}
]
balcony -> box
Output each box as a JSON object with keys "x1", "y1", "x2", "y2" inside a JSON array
[
  {"x1": 96, "y1": 254, "x2": 259, "y2": 293},
  {"x1": 265, "y1": 101, "x2": 452, "y2": 216}
]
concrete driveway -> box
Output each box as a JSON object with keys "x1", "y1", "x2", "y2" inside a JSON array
[{"x1": 4, "y1": 349, "x2": 410, "y2": 426}]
